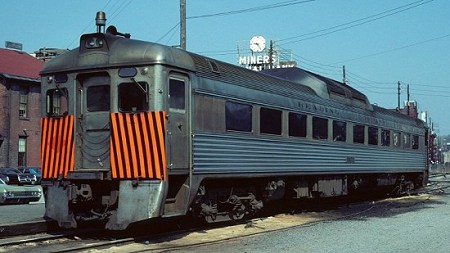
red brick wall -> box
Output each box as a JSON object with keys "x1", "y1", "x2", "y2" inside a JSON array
[
  {"x1": 0, "y1": 77, "x2": 9, "y2": 167},
  {"x1": 0, "y1": 78, "x2": 41, "y2": 167}
]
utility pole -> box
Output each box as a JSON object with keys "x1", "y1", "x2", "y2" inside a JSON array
[
  {"x1": 342, "y1": 65, "x2": 347, "y2": 84},
  {"x1": 180, "y1": 0, "x2": 186, "y2": 50},
  {"x1": 407, "y1": 84, "x2": 410, "y2": 116},
  {"x1": 397, "y1": 81, "x2": 401, "y2": 110},
  {"x1": 269, "y1": 40, "x2": 273, "y2": 69}
]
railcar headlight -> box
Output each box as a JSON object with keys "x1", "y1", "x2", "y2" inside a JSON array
[{"x1": 85, "y1": 36, "x2": 104, "y2": 48}]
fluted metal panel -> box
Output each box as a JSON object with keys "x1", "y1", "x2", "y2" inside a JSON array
[{"x1": 192, "y1": 133, "x2": 426, "y2": 175}]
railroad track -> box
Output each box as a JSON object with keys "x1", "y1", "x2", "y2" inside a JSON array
[
  {"x1": 3, "y1": 180, "x2": 448, "y2": 253},
  {"x1": 3, "y1": 174, "x2": 449, "y2": 252}
]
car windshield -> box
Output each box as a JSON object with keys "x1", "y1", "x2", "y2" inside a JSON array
[
  {"x1": 0, "y1": 178, "x2": 5, "y2": 185},
  {"x1": 22, "y1": 168, "x2": 41, "y2": 174}
]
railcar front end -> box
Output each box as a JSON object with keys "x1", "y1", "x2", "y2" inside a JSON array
[{"x1": 39, "y1": 20, "x2": 193, "y2": 229}]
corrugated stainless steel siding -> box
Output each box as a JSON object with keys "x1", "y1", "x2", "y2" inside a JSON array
[{"x1": 192, "y1": 133, "x2": 426, "y2": 174}]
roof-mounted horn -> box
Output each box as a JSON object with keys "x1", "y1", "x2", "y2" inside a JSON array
[
  {"x1": 96, "y1": 11, "x2": 107, "y2": 33},
  {"x1": 106, "y1": 25, "x2": 131, "y2": 38}
]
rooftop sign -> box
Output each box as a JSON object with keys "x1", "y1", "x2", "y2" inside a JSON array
[{"x1": 5, "y1": 41, "x2": 23, "y2": 51}]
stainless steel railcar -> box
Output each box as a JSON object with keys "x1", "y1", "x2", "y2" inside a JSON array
[{"x1": 40, "y1": 13, "x2": 428, "y2": 230}]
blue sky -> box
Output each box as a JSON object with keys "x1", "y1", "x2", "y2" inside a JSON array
[{"x1": 2, "y1": 0, "x2": 449, "y2": 135}]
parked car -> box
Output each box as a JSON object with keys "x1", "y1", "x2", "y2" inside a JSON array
[
  {"x1": 0, "y1": 167, "x2": 37, "y2": 185},
  {"x1": 0, "y1": 178, "x2": 42, "y2": 204},
  {"x1": 0, "y1": 174, "x2": 7, "y2": 182},
  {"x1": 19, "y1": 167, "x2": 41, "y2": 185}
]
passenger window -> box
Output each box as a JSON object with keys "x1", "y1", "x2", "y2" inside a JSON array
[
  {"x1": 46, "y1": 88, "x2": 68, "y2": 116},
  {"x1": 225, "y1": 101, "x2": 252, "y2": 132},
  {"x1": 412, "y1": 135, "x2": 419, "y2": 149},
  {"x1": 313, "y1": 117, "x2": 328, "y2": 140},
  {"x1": 169, "y1": 79, "x2": 185, "y2": 110},
  {"x1": 119, "y1": 82, "x2": 148, "y2": 112},
  {"x1": 381, "y1": 129, "x2": 390, "y2": 146},
  {"x1": 393, "y1": 132, "x2": 401, "y2": 148},
  {"x1": 353, "y1": 125, "x2": 365, "y2": 144},
  {"x1": 87, "y1": 85, "x2": 110, "y2": 112},
  {"x1": 368, "y1": 127, "x2": 378, "y2": 145},
  {"x1": 333, "y1": 120, "x2": 346, "y2": 142},
  {"x1": 260, "y1": 108, "x2": 281, "y2": 135},
  {"x1": 289, "y1": 112, "x2": 307, "y2": 138}
]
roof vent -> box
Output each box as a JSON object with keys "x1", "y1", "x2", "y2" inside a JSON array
[{"x1": 208, "y1": 60, "x2": 220, "y2": 74}]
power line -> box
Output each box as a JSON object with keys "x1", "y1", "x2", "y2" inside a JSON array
[
  {"x1": 335, "y1": 33, "x2": 450, "y2": 63},
  {"x1": 187, "y1": 0, "x2": 314, "y2": 19},
  {"x1": 277, "y1": 0, "x2": 433, "y2": 46},
  {"x1": 156, "y1": 23, "x2": 180, "y2": 43}
]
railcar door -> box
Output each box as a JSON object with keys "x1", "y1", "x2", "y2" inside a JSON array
[
  {"x1": 167, "y1": 74, "x2": 190, "y2": 173},
  {"x1": 76, "y1": 73, "x2": 111, "y2": 171}
]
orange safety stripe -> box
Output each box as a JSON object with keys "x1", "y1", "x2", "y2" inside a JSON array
[
  {"x1": 110, "y1": 111, "x2": 167, "y2": 180},
  {"x1": 40, "y1": 115, "x2": 75, "y2": 179}
]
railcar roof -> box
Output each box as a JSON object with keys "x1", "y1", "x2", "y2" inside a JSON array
[
  {"x1": 40, "y1": 33, "x2": 197, "y2": 75},
  {"x1": 261, "y1": 67, "x2": 372, "y2": 109},
  {"x1": 373, "y1": 104, "x2": 426, "y2": 127}
]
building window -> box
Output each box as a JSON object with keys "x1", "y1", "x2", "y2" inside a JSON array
[
  {"x1": 333, "y1": 120, "x2": 346, "y2": 142},
  {"x1": 19, "y1": 89, "x2": 28, "y2": 118},
  {"x1": 260, "y1": 107, "x2": 281, "y2": 135},
  {"x1": 289, "y1": 112, "x2": 307, "y2": 138},
  {"x1": 225, "y1": 101, "x2": 252, "y2": 132},
  {"x1": 18, "y1": 137, "x2": 26, "y2": 166},
  {"x1": 313, "y1": 117, "x2": 328, "y2": 140}
]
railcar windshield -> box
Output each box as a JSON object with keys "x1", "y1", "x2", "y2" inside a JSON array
[{"x1": 119, "y1": 81, "x2": 148, "y2": 112}]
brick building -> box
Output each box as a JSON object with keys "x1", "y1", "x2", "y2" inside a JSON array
[{"x1": 0, "y1": 48, "x2": 44, "y2": 167}]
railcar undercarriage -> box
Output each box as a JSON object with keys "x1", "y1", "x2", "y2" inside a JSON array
[{"x1": 190, "y1": 172, "x2": 427, "y2": 222}]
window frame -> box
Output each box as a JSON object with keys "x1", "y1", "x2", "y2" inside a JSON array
[
  {"x1": 312, "y1": 116, "x2": 328, "y2": 140},
  {"x1": 18, "y1": 137, "x2": 27, "y2": 166},
  {"x1": 169, "y1": 78, "x2": 186, "y2": 111},
  {"x1": 368, "y1": 126, "x2": 378, "y2": 145},
  {"x1": 260, "y1": 107, "x2": 282, "y2": 135},
  {"x1": 288, "y1": 112, "x2": 307, "y2": 138},
  {"x1": 353, "y1": 124, "x2": 365, "y2": 144},
  {"x1": 19, "y1": 89, "x2": 28, "y2": 118},
  {"x1": 333, "y1": 120, "x2": 347, "y2": 142},
  {"x1": 381, "y1": 129, "x2": 391, "y2": 147},
  {"x1": 225, "y1": 101, "x2": 253, "y2": 133},
  {"x1": 118, "y1": 81, "x2": 149, "y2": 112}
]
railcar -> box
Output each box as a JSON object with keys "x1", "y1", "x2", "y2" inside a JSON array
[{"x1": 40, "y1": 12, "x2": 428, "y2": 230}]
